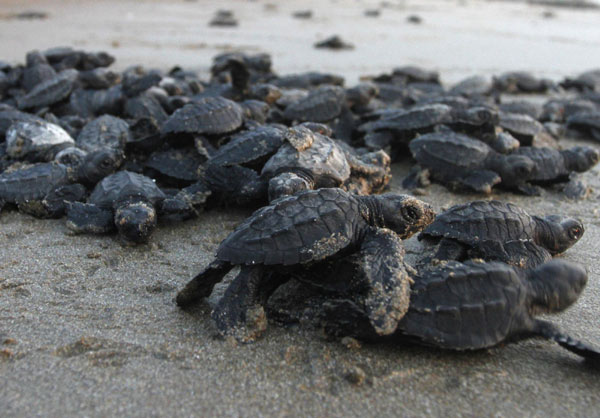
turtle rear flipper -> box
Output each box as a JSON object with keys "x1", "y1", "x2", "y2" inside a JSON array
[
  {"x1": 402, "y1": 166, "x2": 430, "y2": 190},
  {"x1": 359, "y1": 228, "x2": 412, "y2": 336},
  {"x1": 534, "y1": 320, "x2": 600, "y2": 364},
  {"x1": 65, "y1": 201, "x2": 114, "y2": 234},
  {"x1": 212, "y1": 265, "x2": 269, "y2": 342},
  {"x1": 458, "y1": 170, "x2": 500, "y2": 194},
  {"x1": 176, "y1": 259, "x2": 231, "y2": 308}
]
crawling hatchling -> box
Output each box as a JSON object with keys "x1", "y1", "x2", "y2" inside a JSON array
[
  {"x1": 268, "y1": 258, "x2": 600, "y2": 364},
  {"x1": 176, "y1": 188, "x2": 435, "y2": 342},
  {"x1": 417, "y1": 200, "x2": 584, "y2": 269}
]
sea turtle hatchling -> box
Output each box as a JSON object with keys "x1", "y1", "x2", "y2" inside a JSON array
[
  {"x1": 418, "y1": 200, "x2": 584, "y2": 264},
  {"x1": 405, "y1": 132, "x2": 538, "y2": 195},
  {"x1": 161, "y1": 96, "x2": 264, "y2": 137},
  {"x1": 175, "y1": 188, "x2": 435, "y2": 342},
  {"x1": 268, "y1": 259, "x2": 600, "y2": 364},
  {"x1": 0, "y1": 148, "x2": 122, "y2": 217},
  {"x1": 511, "y1": 145, "x2": 599, "y2": 197},
  {"x1": 65, "y1": 170, "x2": 186, "y2": 243}
]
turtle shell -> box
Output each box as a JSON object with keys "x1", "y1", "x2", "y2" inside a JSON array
[
  {"x1": 76, "y1": 115, "x2": 130, "y2": 153},
  {"x1": 0, "y1": 108, "x2": 46, "y2": 137},
  {"x1": 398, "y1": 260, "x2": 528, "y2": 349},
  {"x1": 409, "y1": 132, "x2": 491, "y2": 177},
  {"x1": 216, "y1": 188, "x2": 365, "y2": 266},
  {"x1": 89, "y1": 171, "x2": 165, "y2": 209},
  {"x1": 0, "y1": 162, "x2": 69, "y2": 203},
  {"x1": 283, "y1": 85, "x2": 346, "y2": 122},
  {"x1": 209, "y1": 125, "x2": 286, "y2": 167},
  {"x1": 17, "y1": 69, "x2": 79, "y2": 110},
  {"x1": 6, "y1": 120, "x2": 74, "y2": 161},
  {"x1": 512, "y1": 147, "x2": 567, "y2": 182},
  {"x1": 420, "y1": 200, "x2": 537, "y2": 245},
  {"x1": 144, "y1": 148, "x2": 203, "y2": 185},
  {"x1": 499, "y1": 112, "x2": 544, "y2": 142},
  {"x1": 261, "y1": 134, "x2": 351, "y2": 185},
  {"x1": 359, "y1": 104, "x2": 452, "y2": 133},
  {"x1": 124, "y1": 94, "x2": 168, "y2": 123},
  {"x1": 161, "y1": 96, "x2": 243, "y2": 136}
]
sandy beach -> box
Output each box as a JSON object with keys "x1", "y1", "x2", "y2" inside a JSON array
[{"x1": 1, "y1": 0, "x2": 600, "y2": 416}]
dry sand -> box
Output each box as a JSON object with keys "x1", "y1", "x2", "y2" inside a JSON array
[{"x1": 1, "y1": 0, "x2": 600, "y2": 416}]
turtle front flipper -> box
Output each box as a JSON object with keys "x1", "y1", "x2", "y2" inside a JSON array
[
  {"x1": 204, "y1": 164, "x2": 266, "y2": 206},
  {"x1": 176, "y1": 259, "x2": 231, "y2": 308},
  {"x1": 320, "y1": 299, "x2": 380, "y2": 340},
  {"x1": 65, "y1": 202, "x2": 114, "y2": 234},
  {"x1": 41, "y1": 183, "x2": 87, "y2": 218},
  {"x1": 358, "y1": 228, "x2": 412, "y2": 336},
  {"x1": 212, "y1": 265, "x2": 270, "y2": 343},
  {"x1": 534, "y1": 320, "x2": 600, "y2": 364},
  {"x1": 515, "y1": 183, "x2": 543, "y2": 196},
  {"x1": 458, "y1": 170, "x2": 500, "y2": 194}
]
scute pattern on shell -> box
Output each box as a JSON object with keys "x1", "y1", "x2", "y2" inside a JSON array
[
  {"x1": 421, "y1": 200, "x2": 537, "y2": 244},
  {"x1": 162, "y1": 96, "x2": 244, "y2": 135},
  {"x1": 399, "y1": 261, "x2": 527, "y2": 349},
  {"x1": 216, "y1": 188, "x2": 363, "y2": 266}
]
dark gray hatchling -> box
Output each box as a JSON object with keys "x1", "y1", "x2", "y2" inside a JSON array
[
  {"x1": 77, "y1": 115, "x2": 131, "y2": 153},
  {"x1": 499, "y1": 111, "x2": 557, "y2": 148},
  {"x1": 405, "y1": 132, "x2": 538, "y2": 195},
  {"x1": 566, "y1": 111, "x2": 600, "y2": 141},
  {"x1": 418, "y1": 200, "x2": 584, "y2": 266},
  {"x1": 511, "y1": 145, "x2": 600, "y2": 198},
  {"x1": 0, "y1": 149, "x2": 122, "y2": 218},
  {"x1": 270, "y1": 259, "x2": 600, "y2": 364},
  {"x1": 66, "y1": 171, "x2": 168, "y2": 243},
  {"x1": 282, "y1": 85, "x2": 346, "y2": 123},
  {"x1": 161, "y1": 96, "x2": 264, "y2": 137},
  {"x1": 16, "y1": 69, "x2": 79, "y2": 110},
  {"x1": 175, "y1": 188, "x2": 436, "y2": 342}
]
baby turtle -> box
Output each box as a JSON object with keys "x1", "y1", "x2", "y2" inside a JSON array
[
  {"x1": 0, "y1": 149, "x2": 122, "y2": 217},
  {"x1": 511, "y1": 145, "x2": 599, "y2": 197},
  {"x1": 499, "y1": 111, "x2": 556, "y2": 148},
  {"x1": 162, "y1": 96, "x2": 259, "y2": 136},
  {"x1": 566, "y1": 111, "x2": 600, "y2": 141},
  {"x1": 176, "y1": 188, "x2": 435, "y2": 342},
  {"x1": 283, "y1": 85, "x2": 347, "y2": 123},
  {"x1": 17, "y1": 69, "x2": 79, "y2": 110},
  {"x1": 492, "y1": 71, "x2": 554, "y2": 94},
  {"x1": 314, "y1": 36, "x2": 354, "y2": 50},
  {"x1": 276, "y1": 259, "x2": 599, "y2": 363},
  {"x1": 419, "y1": 200, "x2": 584, "y2": 262},
  {"x1": 6, "y1": 119, "x2": 74, "y2": 162},
  {"x1": 66, "y1": 171, "x2": 167, "y2": 243},
  {"x1": 405, "y1": 132, "x2": 538, "y2": 194},
  {"x1": 76, "y1": 115, "x2": 130, "y2": 153}
]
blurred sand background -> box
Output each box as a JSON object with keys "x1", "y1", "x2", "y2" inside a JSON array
[{"x1": 1, "y1": 0, "x2": 600, "y2": 416}]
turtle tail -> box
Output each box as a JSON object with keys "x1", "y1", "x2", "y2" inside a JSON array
[
  {"x1": 175, "y1": 260, "x2": 231, "y2": 308},
  {"x1": 534, "y1": 319, "x2": 600, "y2": 365}
]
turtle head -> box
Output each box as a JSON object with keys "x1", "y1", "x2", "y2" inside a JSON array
[
  {"x1": 114, "y1": 202, "x2": 157, "y2": 244},
  {"x1": 537, "y1": 215, "x2": 584, "y2": 254},
  {"x1": 241, "y1": 100, "x2": 269, "y2": 124},
  {"x1": 371, "y1": 194, "x2": 436, "y2": 239},
  {"x1": 268, "y1": 172, "x2": 313, "y2": 202},
  {"x1": 465, "y1": 106, "x2": 499, "y2": 126},
  {"x1": 562, "y1": 146, "x2": 600, "y2": 172},
  {"x1": 528, "y1": 260, "x2": 587, "y2": 314},
  {"x1": 76, "y1": 149, "x2": 123, "y2": 185},
  {"x1": 496, "y1": 154, "x2": 536, "y2": 186}
]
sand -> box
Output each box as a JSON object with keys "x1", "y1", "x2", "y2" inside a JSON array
[{"x1": 1, "y1": 0, "x2": 600, "y2": 416}]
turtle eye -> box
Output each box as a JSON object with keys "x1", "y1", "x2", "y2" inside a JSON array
[
  {"x1": 402, "y1": 205, "x2": 421, "y2": 222},
  {"x1": 568, "y1": 226, "x2": 582, "y2": 241},
  {"x1": 100, "y1": 158, "x2": 112, "y2": 169}
]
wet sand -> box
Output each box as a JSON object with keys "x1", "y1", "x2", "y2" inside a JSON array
[{"x1": 1, "y1": 0, "x2": 600, "y2": 416}]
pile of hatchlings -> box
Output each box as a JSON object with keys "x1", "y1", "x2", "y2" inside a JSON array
[{"x1": 2, "y1": 46, "x2": 600, "y2": 364}]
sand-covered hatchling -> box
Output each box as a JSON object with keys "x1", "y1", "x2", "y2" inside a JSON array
[{"x1": 176, "y1": 188, "x2": 435, "y2": 342}]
